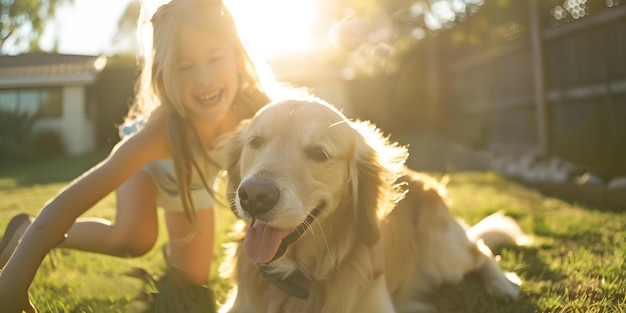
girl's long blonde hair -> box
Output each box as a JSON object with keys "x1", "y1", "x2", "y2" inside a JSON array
[{"x1": 126, "y1": 0, "x2": 272, "y2": 234}]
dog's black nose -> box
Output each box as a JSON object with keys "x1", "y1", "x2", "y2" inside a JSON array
[{"x1": 238, "y1": 178, "x2": 279, "y2": 216}]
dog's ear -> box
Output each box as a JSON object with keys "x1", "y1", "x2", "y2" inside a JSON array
[
  {"x1": 350, "y1": 121, "x2": 408, "y2": 246},
  {"x1": 224, "y1": 120, "x2": 249, "y2": 214},
  {"x1": 351, "y1": 141, "x2": 384, "y2": 246}
]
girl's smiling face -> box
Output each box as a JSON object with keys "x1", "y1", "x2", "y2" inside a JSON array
[{"x1": 174, "y1": 16, "x2": 240, "y2": 130}]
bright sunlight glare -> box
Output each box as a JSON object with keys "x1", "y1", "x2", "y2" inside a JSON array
[
  {"x1": 39, "y1": 0, "x2": 317, "y2": 57},
  {"x1": 224, "y1": 0, "x2": 317, "y2": 58},
  {"x1": 143, "y1": 0, "x2": 317, "y2": 59}
]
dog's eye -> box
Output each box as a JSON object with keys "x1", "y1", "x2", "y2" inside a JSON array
[
  {"x1": 306, "y1": 146, "x2": 330, "y2": 162},
  {"x1": 248, "y1": 136, "x2": 264, "y2": 149}
]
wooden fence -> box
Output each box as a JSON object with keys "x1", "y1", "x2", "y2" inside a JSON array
[{"x1": 406, "y1": 0, "x2": 626, "y2": 178}]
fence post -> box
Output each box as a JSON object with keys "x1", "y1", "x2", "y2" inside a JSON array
[
  {"x1": 529, "y1": 0, "x2": 549, "y2": 155},
  {"x1": 426, "y1": 36, "x2": 439, "y2": 130}
]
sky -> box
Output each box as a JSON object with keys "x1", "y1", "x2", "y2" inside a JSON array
[
  {"x1": 40, "y1": 0, "x2": 130, "y2": 55},
  {"x1": 38, "y1": 0, "x2": 318, "y2": 58}
]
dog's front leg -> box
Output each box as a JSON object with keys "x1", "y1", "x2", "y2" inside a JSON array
[{"x1": 353, "y1": 274, "x2": 396, "y2": 313}]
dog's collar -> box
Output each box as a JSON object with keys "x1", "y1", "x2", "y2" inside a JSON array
[{"x1": 259, "y1": 265, "x2": 310, "y2": 299}]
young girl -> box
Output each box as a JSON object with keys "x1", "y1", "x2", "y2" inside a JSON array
[{"x1": 0, "y1": 0, "x2": 280, "y2": 311}]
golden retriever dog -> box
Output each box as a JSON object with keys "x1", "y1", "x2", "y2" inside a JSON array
[{"x1": 218, "y1": 97, "x2": 531, "y2": 313}]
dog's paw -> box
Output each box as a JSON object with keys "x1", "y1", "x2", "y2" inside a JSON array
[{"x1": 484, "y1": 271, "x2": 521, "y2": 301}]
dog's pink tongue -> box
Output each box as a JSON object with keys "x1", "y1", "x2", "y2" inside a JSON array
[{"x1": 244, "y1": 221, "x2": 293, "y2": 264}]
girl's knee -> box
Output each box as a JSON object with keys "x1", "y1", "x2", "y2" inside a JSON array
[
  {"x1": 114, "y1": 227, "x2": 158, "y2": 257},
  {"x1": 122, "y1": 240, "x2": 155, "y2": 257}
]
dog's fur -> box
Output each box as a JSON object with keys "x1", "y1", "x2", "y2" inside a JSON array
[{"x1": 218, "y1": 97, "x2": 530, "y2": 313}]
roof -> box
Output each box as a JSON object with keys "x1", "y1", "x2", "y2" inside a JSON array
[
  {"x1": 0, "y1": 53, "x2": 108, "y2": 87},
  {"x1": 0, "y1": 53, "x2": 107, "y2": 76}
]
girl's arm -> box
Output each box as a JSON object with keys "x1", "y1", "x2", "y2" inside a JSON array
[{"x1": 0, "y1": 112, "x2": 169, "y2": 310}]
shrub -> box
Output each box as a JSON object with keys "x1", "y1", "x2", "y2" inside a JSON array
[
  {"x1": 0, "y1": 109, "x2": 37, "y2": 162},
  {"x1": 31, "y1": 129, "x2": 65, "y2": 157}
]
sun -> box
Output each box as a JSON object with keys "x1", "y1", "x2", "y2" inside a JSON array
[
  {"x1": 223, "y1": 0, "x2": 317, "y2": 59},
  {"x1": 140, "y1": 0, "x2": 317, "y2": 59}
]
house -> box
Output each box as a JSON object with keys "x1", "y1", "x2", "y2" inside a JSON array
[{"x1": 0, "y1": 53, "x2": 107, "y2": 156}]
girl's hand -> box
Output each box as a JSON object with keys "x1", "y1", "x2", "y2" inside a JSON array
[{"x1": 0, "y1": 288, "x2": 37, "y2": 313}]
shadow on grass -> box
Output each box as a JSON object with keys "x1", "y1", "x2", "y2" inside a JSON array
[
  {"x1": 423, "y1": 274, "x2": 542, "y2": 313},
  {"x1": 0, "y1": 148, "x2": 109, "y2": 188},
  {"x1": 514, "y1": 247, "x2": 565, "y2": 283}
]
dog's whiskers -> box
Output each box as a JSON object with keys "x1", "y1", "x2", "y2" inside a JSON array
[
  {"x1": 302, "y1": 209, "x2": 332, "y2": 260},
  {"x1": 329, "y1": 120, "x2": 349, "y2": 128},
  {"x1": 316, "y1": 212, "x2": 333, "y2": 259}
]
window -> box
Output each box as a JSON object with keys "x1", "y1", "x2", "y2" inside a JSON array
[
  {"x1": 0, "y1": 87, "x2": 63, "y2": 118},
  {"x1": 0, "y1": 91, "x2": 18, "y2": 111},
  {"x1": 18, "y1": 90, "x2": 39, "y2": 116},
  {"x1": 39, "y1": 88, "x2": 63, "y2": 117}
]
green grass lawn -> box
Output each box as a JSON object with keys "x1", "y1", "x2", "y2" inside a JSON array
[{"x1": 1, "y1": 150, "x2": 625, "y2": 312}]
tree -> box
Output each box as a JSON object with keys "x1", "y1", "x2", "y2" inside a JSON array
[
  {"x1": 321, "y1": 0, "x2": 491, "y2": 77},
  {"x1": 111, "y1": 0, "x2": 142, "y2": 55},
  {"x1": 0, "y1": 0, "x2": 74, "y2": 54}
]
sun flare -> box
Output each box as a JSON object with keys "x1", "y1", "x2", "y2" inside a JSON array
[
  {"x1": 224, "y1": 0, "x2": 317, "y2": 59},
  {"x1": 142, "y1": 0, "x2": 317, "y2": 59}
]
